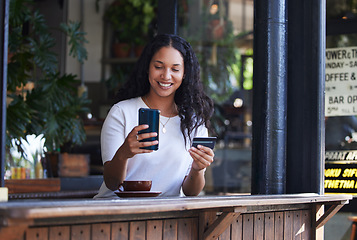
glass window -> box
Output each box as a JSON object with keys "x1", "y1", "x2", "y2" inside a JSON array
[
  {"x1": 178, "y1": 0, "x2": 254, "y2": 194},
  {"x1": 324, "y1": 0, "x2": 357, "y2": 196}
]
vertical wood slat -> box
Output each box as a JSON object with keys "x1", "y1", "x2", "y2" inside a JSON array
[
  {"x1": 199, "y1": 211, "x2": 217, "y2": 240},
  {"x1": 301, "y1": 210, "x2": 312, "y2": 239},
  {"x1": 112, "y1": 222, "x2": 129, "y2": 240},
  {"x1": 49, "y1": 226, "x2": 70, "y2": 240},
  {"x1": 242, "y1": 214, "x2": 253, "y2": 240},
  {"x1": 129, "y1": 221, "x2": 146, "y2": 240},
  {"x1": 147, "y1": 220, "x2": 163, "y2": 240},
  {"x1": 178, "y1": 218, "x2": 197, "y2": 240},
  {"x1": 218, "y1": 225, "x2": 230, "y2": 240},
  {"x1": 231, "y1": 214, "x2": 243, "y2": 240},
  {"x1": 71, "y1": 225, "x2": 91, "y2": 240},
  {"x1": 254, "y1": 213, "x2": 264, "y2": 240},
  {"x1": 275, "y1": 212, "x2": 284, "y2": 239},
  {"x1": 26, "y1": 227, "x2": 48, "y2": 240},
  {"x1": 284, "y1": 211, "x2": 293, "y2": 239},
  {"x1": 314, "y1": 204, "x2": 324, "y2": 240},
  {"x1": 191, "y1": 218, "x2": 198, "y2": 240},
  {"x1": 92, "y1": 223, "x2": 111, "y2": 240},
  {"x1": 163, "y1": 219, "x2": 178, "y2": 240},
  {"x1": 293, "y1": 210, "x2": 302, "y2": 240},
  {"x1": 264, "y1": 212, "x2": 275, "y2": 239}
]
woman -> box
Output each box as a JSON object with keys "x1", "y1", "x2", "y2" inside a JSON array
[{"x1": 94, "y1": 34, "x2": 214, "y2": 198}]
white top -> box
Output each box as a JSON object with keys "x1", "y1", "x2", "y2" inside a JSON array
[{"x1": 94, "y1": 97, "x2": 208, "y2": 199}]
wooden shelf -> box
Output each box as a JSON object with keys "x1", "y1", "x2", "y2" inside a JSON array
[{"x1": 5, "y1": 178, "x2": 60, "y2": 194}]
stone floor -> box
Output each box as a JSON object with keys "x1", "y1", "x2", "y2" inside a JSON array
[{"x1": 325, "y1": 212, "x2": 353, "y2": 240}]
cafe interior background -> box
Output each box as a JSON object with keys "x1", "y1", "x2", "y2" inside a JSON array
[{"x1": 3, "y1": 0, "x2": 357, "y2": 238}]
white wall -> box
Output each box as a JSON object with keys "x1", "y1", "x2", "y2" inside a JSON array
[{"x1": 66, "y1": 0, "x2": 109, "y2": 83}]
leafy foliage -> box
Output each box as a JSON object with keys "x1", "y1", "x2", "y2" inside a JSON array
[
  {"x1": 7, "y1": 0, "x2": 90, "y2": 153},
  {"x1": 104, "y1": 0, "x2": 157, "y2": 45}
]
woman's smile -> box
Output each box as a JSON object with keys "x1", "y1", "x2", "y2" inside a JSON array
[{"x1": 158, "y1": 81, "x2": 173, "y2": 89}]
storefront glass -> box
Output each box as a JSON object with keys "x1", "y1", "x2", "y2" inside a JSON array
[
  {"x1": 325, "y1": 0, "x2": 357, "y2": 195},
  {"x1": 178, "y1": 0, "x2": 254, "y2": 194}
]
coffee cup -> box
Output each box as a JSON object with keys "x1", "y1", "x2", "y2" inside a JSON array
[{"x1": 119, "y1": 180, "x2": 152, "y2": 191}]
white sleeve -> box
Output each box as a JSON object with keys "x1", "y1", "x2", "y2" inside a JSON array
[
  {"x1": 195, "y1": 124, "x2": 209, "y2": 138},
  {"x1": 100, "y1": 105, "x2": 126, "y2": 164}
]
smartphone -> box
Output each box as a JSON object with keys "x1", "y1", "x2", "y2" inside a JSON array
[
  {"x1": 192, "y1": 137, "x2": 217, "y2": 149},
  {"x1": 138, "y1": 108, "x2": 160, "y2": 150}
]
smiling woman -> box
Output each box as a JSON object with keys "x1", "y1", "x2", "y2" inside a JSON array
[{"x1": 94, "y1": 34, "x2": 215, "y2": 199}]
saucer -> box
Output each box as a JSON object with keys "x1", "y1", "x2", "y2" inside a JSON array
[{"x1": 115, "y1": 191, "x2": 162, "y2": 198}]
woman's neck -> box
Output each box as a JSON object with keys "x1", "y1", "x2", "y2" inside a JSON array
[{"x1": 143, "y1": 95, "x2": 177, "y2": 117}]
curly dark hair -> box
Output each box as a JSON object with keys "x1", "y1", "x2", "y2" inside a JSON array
[{"x1": 116, "y1": 34, "x2": 214, "y2": 144}]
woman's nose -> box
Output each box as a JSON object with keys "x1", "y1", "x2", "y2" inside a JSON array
[{"x1": 161, "y1": 68, "x2": 171, "y2": 80}]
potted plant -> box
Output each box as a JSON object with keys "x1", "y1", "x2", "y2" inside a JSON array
[
  {"x1": 6, "y1": 0, "x2": 90, "y2": 176},
  {"x1": 103, "y1": 0, "x2": 156, "y2": 58}
]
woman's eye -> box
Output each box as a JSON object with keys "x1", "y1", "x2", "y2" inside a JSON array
[
  {"x1": 155, "y1": 66, "x2": 162, "y2": 69},
  {"x1": 172, "y1": 69, "x2": 179, "y2": 72}
]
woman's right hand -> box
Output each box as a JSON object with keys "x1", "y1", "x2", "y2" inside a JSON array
[{"x1": 119, "y1": 124, "x2": 158, "y2": 159}]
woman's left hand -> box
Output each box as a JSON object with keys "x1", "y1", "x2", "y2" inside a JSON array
[{"x1": 188, "y1": 145, "x2": 214, "y2": 171}]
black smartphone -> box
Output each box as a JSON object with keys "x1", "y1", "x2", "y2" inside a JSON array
[
  {"x1": 192, "y1": 137, "x2": 217, "y2": 149},
  {"x1": 138, "y1": 108, "x2": 160, "y2": 150}
]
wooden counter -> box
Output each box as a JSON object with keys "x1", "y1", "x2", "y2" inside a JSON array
[{"x1": 0, "y1": 193, "x2": 352, "y2": 240}]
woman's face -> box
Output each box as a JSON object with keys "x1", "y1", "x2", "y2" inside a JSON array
[{"x1": 148, "y1": 46, "x2": 184, "y2": 99}]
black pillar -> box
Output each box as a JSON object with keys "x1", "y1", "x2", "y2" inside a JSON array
[
  {"x1": 286, "y1": 0, "x2": 325, "y2": 194},
  {"x1": 0, "y1": 0, "x2": 9, "y2": 187},
  {"x1": 157, "y1": 0, "x2": 178, "y2": 35},
  {"x1": 251, "y1": 0, "x2": 288, "y2": 194}
]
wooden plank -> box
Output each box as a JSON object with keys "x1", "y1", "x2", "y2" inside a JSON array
[
  {"x1": 178, "y1": 218, "x2": 195, "y2": 240},
  {"x1": 49, "y1": 226, "x2": 70, "y2": 240},
  {"x1": 301, "y1": 210, "x2": 311, "y2": 239},
  {"x1": 147, "y1": 220, "x2": 163, "y2": 240},
  {"x1": 5, "y1": 179, "x2": 60, "y2": 194},
  {"x1": 203, "y1": 212, "x2": 241, "y2": 240},
  {"x1": 231, "y1": 214, "x2": 242, "y2": 240},
  {"x1": 0, "y1": 195, "x2": 350, "y2": 221},
  {"x1": 264, "y1": 212, "x2": 274, "y2": 239},
  {"x1": 274, "y1": 212, "x2": 284, "y2": 239},
  {"x1": 91, "y1": 223, "x2": 111, "y2": 240},
  {"x1": 218, "y1": 225, "x2": 230, "y2": 240},
  {"x1": 199, "y1": 211, "x2": 217, "y2": 240},
  {"x1": 26, "y1": 227, "x2": 48, "y2": 240},
  {"x1": 191, "y1": 218, "x2": 199, "y2": 240},
  {"x1": 254, "y1": 213, "x2": 264, "y2": 240},
  {"x1": 284, "y1": 211, "x2": 293, "y2": 240},
  {"x1": 112, "y1": 222, "x2": 129, "y2": 240},
  {"x1": 293, "y1": 210, "x2": 302, "y2": 240},
  {"x1": 314, "y1": 204, "x2": 324, "y2": 240},
  {"x1": 129, "y1": 221, "x2": 146, "y2": 240},
  {"x1": 316, "y1": 203, "x2": 346, "y2": 229},
  {"x1": 242, "y1": 214, "x2": 253, "y2": 240},
  {"x1": 71, "y1": 225, "x2": 91, "y2": 240},
  {"x1": 163, "y1": 219, "x2": 178, "y2": 240},
  {"x1": 58, "y1": 153, "x2": 89, "y2": 177}
]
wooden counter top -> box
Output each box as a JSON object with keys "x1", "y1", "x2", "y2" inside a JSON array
[
  {"x1": 0, "y1": 194, "x2": 352, "y2": 240},
  {"x1": 0, "y1": 193, "x2": 351, "y2": 219}
]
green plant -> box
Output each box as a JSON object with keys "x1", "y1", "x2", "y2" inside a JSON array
[
  {"x1": 103, "y1": 0, "x2": 156, "y2": 44},
  {"x1": 181, "y1": 3, "x2": 238, "y2": 104},
  {"x1": 7, "y1": 0, "x2": 90, "y2": 154}
]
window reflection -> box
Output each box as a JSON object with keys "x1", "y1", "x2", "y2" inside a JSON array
[
  {"x1": 325, "y1": 1, "x2": 357, "y2": 197},
  {"x1": 178, "y1": 0, "x2": 253, "y2": 194}
]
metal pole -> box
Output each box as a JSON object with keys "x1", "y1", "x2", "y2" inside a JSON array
[
  {"x1": 251, "y1": 0, "x2": 288, "y2": 194},
  {"x1": 158, "y1": 0, "x2": 178, "y2": 35},
  {"x1": 0, "y1": 0, "x2": 9, "y2": 187}
]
